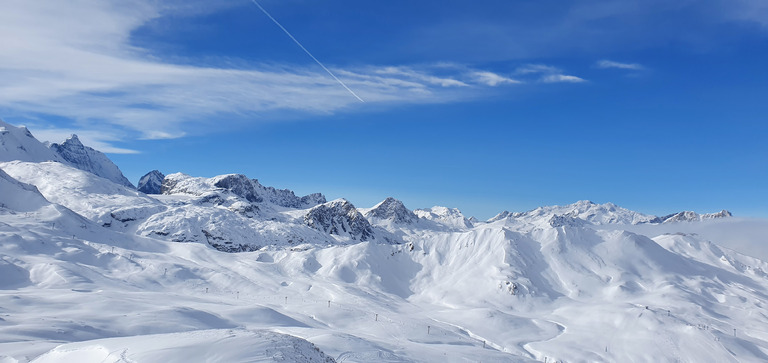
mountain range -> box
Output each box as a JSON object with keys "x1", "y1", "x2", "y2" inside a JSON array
[{"x1": 1, "y1": 119, "x2": 766, "y2": 363}]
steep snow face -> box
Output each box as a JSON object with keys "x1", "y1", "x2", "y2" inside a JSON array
[
  {"x1": 0, "y1": 120, "x2": 61, "y2": 163},
  {"x1": 305, "y1": 199, "x2": 376, "y2": 242},
  {"x1": 414, "y1": 206, "x2": 473, "y2": 230},
  {"x1": 364, "y1": 197, "x2": 417, "y2": 224},
  {"x1": 0, "y1": 161, "x2": 162, "y2": 225},
  {"x1": 49, "y1": 134, "x2": 135, "y2": 188},
  {"x1": 0, "y1": 168, "x2": 50, "y2": 212},
  {"x1": 653, "y1": 210, "x2": 734, "y2": 223},
  {"x1": 137, "y1": 170, "x2": 164, "y2": 194}
]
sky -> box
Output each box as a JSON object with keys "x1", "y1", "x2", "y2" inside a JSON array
[{"x1": 1, "y1": 0, "x2": 766, "y2": 219}]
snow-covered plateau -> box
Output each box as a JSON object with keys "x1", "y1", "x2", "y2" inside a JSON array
[{"x1": 1, "y1": 120, "x2": 768, "y2": 362}]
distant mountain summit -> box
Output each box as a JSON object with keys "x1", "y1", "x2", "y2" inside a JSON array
[
  {"x1": 651, "y1": 210, "x2": 733, "y2": 224},
  {"x1": 0, "y1": 119, "x2": 134, "y2": 188},
  {"x1": 414, "y1": 206, "x2": 474, "y2": 230},
  {"x1": 364, "y1": 197, "x2": 417, "y2": 224},
  {"x1": 138, "y1": 170, "x2": 165, "y2": 194},
  {"x1": 488, "y1": 200, "x2": 732, "y2": 227},
  {"x1": 50, "y1": 134, "x2": 134, "y2": 188}
]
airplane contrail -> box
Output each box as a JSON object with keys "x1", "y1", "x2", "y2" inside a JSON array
[{"x1": 248, "y1": 0, "x2": 364, "y2": 102}]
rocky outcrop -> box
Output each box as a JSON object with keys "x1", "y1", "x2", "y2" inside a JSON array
[{"x1": 304, "y1": 199, "x2": 375, "y2": 241}]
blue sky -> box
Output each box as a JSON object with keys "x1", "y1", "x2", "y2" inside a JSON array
[{"x1": 1, "y1": 0, "x2": 766, "y2": 219}]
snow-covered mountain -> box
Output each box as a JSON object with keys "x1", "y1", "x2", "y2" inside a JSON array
[
  {"x1": 0, "y1": 119, "x2": 134, "y2": 188},
  {"x1": 494, "y1": 200, "x2": 657, "y2": 226},
  {"x1": 363, "y1": 197, "x2": 418, "y2": 225},
  {"x1": 651, "y1": 209, "x2": 733, "y2": 223},
  {"x1": 2, "y1": 123, "x2": 766, "y2": 363},
  {"x1": 0, "y1": 119, "x2": 62, "y2": 163},
  {"x1": 137, "y1": 169, "x2": 164, "y2": 194},
  {"x1": 414, "y1": 205, "x2": 474, "y2": 230},
  {"x1": 49, "y1": 134, "x2": 134, "y2": 188}
]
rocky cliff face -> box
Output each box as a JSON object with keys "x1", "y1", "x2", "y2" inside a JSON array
[
  {"x1": 212, "y1": 174, "x2": 263, "y2": 203},
  {"x1": 304, "y1": 199, "x2": 376, "y2": 241},
  {"x1": 257, "y1": 182, "x2": 326, "y2": 209},
  {"x1": 49, "y1": 134, "x2": 134, "y2": 188},
  {"x1": 138, "y1": 170, "x2": 164, "y2": 194}
]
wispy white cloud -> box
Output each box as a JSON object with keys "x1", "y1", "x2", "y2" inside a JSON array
[
  {"x1": 374, "y1": 66, "x2": 469, "y2": 87},
  {"x1": 514, "y1": 64, "x2": 587, "y2": 83},
  {"x1": 515, "y1": 64, "x2": 562, "y2": 75},
  {"x1": 470, "y1": 71, "x2": 521, "y2": 86},
  {"x1": 0, "y1": 1, "x2": 586, "y2": 152},
  {"x1": 541, "y1": 74, "x2": 587, "y2": 83},
  {"x1": 596, "y1": 60, "x2": 645, "y2": 70}
]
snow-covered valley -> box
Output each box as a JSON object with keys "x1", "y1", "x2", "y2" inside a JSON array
[{"x1": 2, "y1": 120, "x2": 768, "y2": 362}]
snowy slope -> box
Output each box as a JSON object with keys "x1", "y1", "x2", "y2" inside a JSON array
[
  {"x1": 2, "y1": 127, "x2": 768, "y2": 362},
  {"x1": 0, "y1": 161, "x2": 161, "y2": 225},
  {"x1": 0, "y1": 119, "x2": 61, "y2": 163},
  {"x1": 2, "y1": 186, "x2": 767, "y2": 362},
  {"x1": 31, "y1": 329, "x2": 335, "y2": 363}
]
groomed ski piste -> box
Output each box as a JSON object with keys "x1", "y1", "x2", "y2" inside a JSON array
[{"x1": 2, "y1": 120, "x2": 768, "y2": 362}]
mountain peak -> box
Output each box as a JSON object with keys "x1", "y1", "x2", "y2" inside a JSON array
[
  {"x1": 50, "y1": 134, "x2": 134, "y2": 188},
  {"x1": 304, "y1": 199, "x2": 376, "y2": 241},
  {"x1": 138, "y1": 170, "x2": 165, "y2": 194},
  {"x1": 365, "y1": 197, "x2": 417, "y2": 224},
  {"x1": 64, "y1": 134, "x2": 83, "y2": 146}
]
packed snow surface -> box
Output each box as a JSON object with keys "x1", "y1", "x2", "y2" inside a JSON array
[{"x1": 1, "y1": 127, "x2": 767, "y2": 362}]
